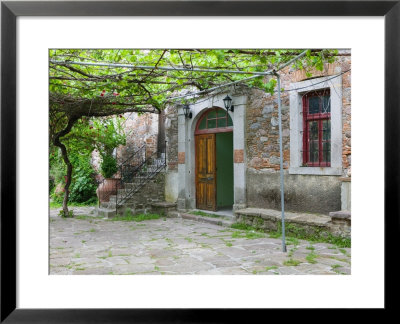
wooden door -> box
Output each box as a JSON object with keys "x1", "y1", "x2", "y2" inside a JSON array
[{"x1": 195, "y1": 134, "x2": 216, "y2": 211}]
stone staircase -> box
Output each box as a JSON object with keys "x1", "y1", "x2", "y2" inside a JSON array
[{"x1": 97, "y1": 154, "x2": 168, "y2": 218}]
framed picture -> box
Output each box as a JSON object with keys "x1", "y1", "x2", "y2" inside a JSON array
[{"x1": 1, "y1": 0, "x2": 398, "y2": 321}]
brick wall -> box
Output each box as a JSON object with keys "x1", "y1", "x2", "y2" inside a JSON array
[{"x1": 117, "y1": 112, "x2": 159, "y2": 163}]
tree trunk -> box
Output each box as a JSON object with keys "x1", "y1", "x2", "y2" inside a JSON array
[
  {"x1": 59, "y1": 141, "x2": 73, "y2": 217},
  {"x1": 52, "y1": 116, "x2": 78, "y2": 217}
]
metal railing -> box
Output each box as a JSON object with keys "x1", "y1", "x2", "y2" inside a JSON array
[
  {"x1": 97, "y1": 142, "x2": 167, "y2": 212},
  {"x1": 115, "y1": 145, "x2": 167, "y2": 213},
  {"x1": 119, "y1": 144, "x2": 146, "y2": 183},
  {"x1": 97, "y1": 144, "x2": 146, "y2": 208}
]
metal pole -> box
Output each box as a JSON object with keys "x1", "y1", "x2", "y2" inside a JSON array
[
  {"x1": 49, "y1": 50, "x2": 308, "y2": 77},
  {"x1": 275, "y1": 73, "x2": 287, "y2": 253},
  {"x1": 50, "y1": 60, "x2": 273, "y2": 76},
  {"x1": 167, "y1": 50, "x2": 308, "y2": 102}
]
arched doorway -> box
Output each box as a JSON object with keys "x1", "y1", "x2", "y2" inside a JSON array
[{"x1": 195, "y1": 108, "x2": 233, "y2": 211}]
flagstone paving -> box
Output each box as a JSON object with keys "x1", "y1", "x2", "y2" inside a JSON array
[{"x1": 49, "y1": 207, "x2": 351, "y2": 275}]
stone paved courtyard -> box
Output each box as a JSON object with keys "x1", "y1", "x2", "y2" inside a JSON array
[{"x1": 50, "y1": 207, "x2": 351, "y2": 275}]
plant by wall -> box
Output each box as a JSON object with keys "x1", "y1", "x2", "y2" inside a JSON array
[
  {"x1": 100, "y1": 153, "x2": 118, "y2": 178},
  {"x1": 49, "y1": 116, "x2": 125, "y2": 207},
  {"x1": 68, "y1": 153, "x2": 97, "y2": 203}
]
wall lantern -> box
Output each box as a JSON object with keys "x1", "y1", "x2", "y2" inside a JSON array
[
  {"x1": 223, "y1": 95, "x2": 234, "y2": 112},
  {"x1": 183, "y1": 104, "x2": 192, "y2": 119}
]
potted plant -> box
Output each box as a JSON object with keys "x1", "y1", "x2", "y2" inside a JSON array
[
  {"x1": 97, "y1": 153, "x2": 122, "y2": 203},
  {"x1": 94, "y1": 118, "x2": 126, "y2": 203}
]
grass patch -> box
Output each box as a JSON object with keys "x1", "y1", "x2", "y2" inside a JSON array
[
  {"x1": 58, "y1": 210, "x2": 74, "y2": 218},
  {"x1": 283, "y1": 258, "x2": 301, "y2": 266},
  {"x1": 286, "y1": 237, "x2": 299, "y2": 246},
  {"x1": 306, "y1": 251, "x2": 318, "y2": 264},
  {"x1": 225, "y1": 242, "x2": 233, "y2": 247},
  {"x1": 199, "y1": 243, "x2": 212, "y2": 249},
  {"x1": 110, "y1": 212, "x2": 161, "y2": 222},
  {"x1": 339, "y1": 248, "x2": 350, "y2": 257},
  {"x1": 306, "y1": 245, "x2": 315, "y2": 251},
  {"x1": 50, "y1": 201, "x2": 97, "y2": 209},
  {"x1": 329, "y1": 256, "x2": 350, "y2": 264},
  {"x1": 231, "y1": 223, "x2": 256, "y2": 231},
  {"x1": 230, "y1": 223, "x2": 265, "y2": 240},
  {"x1": 232, "y1": 230, "x2": 265, "y2": 239},
  {"x1": 268, "y1": 232, "x2": 281, "y2": 239},
  {"x1": 288, "y1": 247, "x2": 297, "y2": 258},
  {"x1": 331, "y1": 264, "x2": 346, "y2": 274},
  {"x1": 265, "y1": 266, "x2": 278, "y2": 271},
  {"x1": 189, "y1": 210, "x2": 219, "y2": 218},
  {"x1": 232, "y1": 221, "x2": 351, "y2": 248},
  {"x1": 218, "y1": 229, "x2": 234, "y2": 233},
  {"x1": 89, "y1": 228, "x2": 96, "y2": 232},
  {"x1": 74, "y1": 215, "x2": 102, "y2": 220}
]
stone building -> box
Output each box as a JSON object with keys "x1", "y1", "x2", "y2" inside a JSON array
[{"x1": 115, "y1": 54, "x2": 351, "y2": 224}]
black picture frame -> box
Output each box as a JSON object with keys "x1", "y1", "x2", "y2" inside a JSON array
[{"x1": 1, "y1": 1, "x2": 398, "y2": 322}]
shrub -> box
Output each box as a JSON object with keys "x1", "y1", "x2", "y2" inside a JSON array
[{"x1": 100, "y1": 154, "x2": 118, "y2": 178}]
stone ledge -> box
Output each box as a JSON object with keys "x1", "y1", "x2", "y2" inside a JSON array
[
  {"x1": 234, "y1": 207, "x2": 350, "y2": 239},
  {"x1": 151, "y1": 202, "x2": 177, "y2": 208},
  {"x1": 235, "y1": 208, "x2": 331, "y2": 226},
  {"x1": 329, "y1": 211, "x2": 351, "y2": 220}
]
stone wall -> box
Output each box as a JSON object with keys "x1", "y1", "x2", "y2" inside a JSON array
[
  {"x1": 247, "y1": 169, "x2": 341, "y2": 213},
  {"x1": 120, "y1": 172, "x2": 166, "y2": 214},
  {"x1": 164, "y1": 104, "x2": 179, "y2": 172},
  {"x1": 245, "y1": 55, "x2": 351, "y2": 214},
  {"x1": 163, "y1": 104, "x2": 179, "y2": 203},
  {"x1": 117, "y1": 112, "x2": 159, "y2": 164}
]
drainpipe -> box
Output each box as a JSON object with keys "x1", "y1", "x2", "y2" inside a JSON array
[{"x1": 274, "y1": 72, "x2": 287, "y2": 253}]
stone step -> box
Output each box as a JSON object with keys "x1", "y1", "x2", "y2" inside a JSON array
[
  {"x1": 97, "y1": 207, "x2": 116, "y2": 219},
  {"x1": 100, "y1": 201, "x2": 115, "y2": 209},
  {"x1": 180, "y1": 212, "x2": 235, "y2": 227},
  {"x1": 151, "y1": 202, "x2": 177, "y2": 217}
]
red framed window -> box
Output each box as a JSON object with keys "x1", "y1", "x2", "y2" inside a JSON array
[{"x1": 302, "y1": 89, "x2": 331, "y2": 167}]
